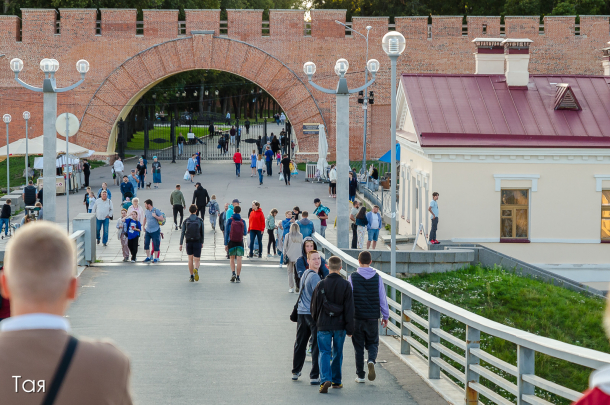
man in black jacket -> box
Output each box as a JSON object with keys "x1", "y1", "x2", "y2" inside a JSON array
[
  {"x1": 192, "y1": 182, "x2": 210, "y2": 220},
  {"x1": 22, "y1": 180, "x2": 38, "y2": 216},
  {"x1": 311, "y1": 255, "x2": 355, "y2": 393},
  {"x1": 179, "y1": 204, "x2": 205, "y2": 283}
]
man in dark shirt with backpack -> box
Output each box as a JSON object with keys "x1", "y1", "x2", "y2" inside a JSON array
[{"x1": 180, "y1": 204, "x2": 205, "y2": 283}]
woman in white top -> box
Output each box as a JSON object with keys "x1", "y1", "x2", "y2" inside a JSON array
[
  {"x1": 328, "y1": 165, "x2": 337, "y2": 198},
  {"x1": 256, "y1": 154, "x2": 265, "y2": 186},
  {"x1": 126, "y1": 197, "x2": 145, "y2": 224},
  {"x1": 283, "y1": 223, "x2": 303, "y2": 293}
]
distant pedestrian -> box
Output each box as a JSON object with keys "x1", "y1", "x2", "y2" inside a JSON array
[
  {"x1": 22, "y1": 180, "x2": 38, "y2": 209},
  {"x1": 256, "y1": 154, "x2": 264, "y2": 185},
  {"x1": 236, "y1": 127, "x2": 241, "y2": 149},
  {"x1": 230, "y1": 126, "x2": 236, "y2": 144},
  {"x1": 116, "y1": 208, "x2": 130, "y2": 261},
  {"x1": 366, "y1": 205, "x2": 382, "y2": 249},
  {"x1": 226, "y1": 112, "x2": 231, "y2": 125},
  {"x1": 97, "y1": 182, "x2": 112, "y2": 200},
  {"x1": 280, "y1": 154, "x2": 291, "y2": 185},
  {"x1": 208, "y1": 122, "x2": 215, "y2": 137},
  {"x1": 177, "y1": 132, "x2": 185, "y2": 155},
  {"x1": 92, "y1": 190, "x2": 113, "y2": 246},
  {"x1": 125, "y1": 210, "x2": 142, "y2": 262},
  {"x1": 83, "y1": 158, "x2": 91, "y2": 187},
  {"x1": 313, "y1": 198, "x2": 329, "y2": 238},
  {"x1": 257, "y1": 135, "x2": 263, "y2": 154},
  {"x1": 266, "y1": 208, "x2": 278, "y2": 257},
  {"x1": 349, "y1": 251, "x2": 389, "y2": 383},
  {"x1": 120, "y1": 175, "x2": 134, "y2": 202},
  {"x1": 113, "y1": 157, "x2": 124, "y2": 186},
  {"x1": 152, "y1": 156, "x2": 161, "y2": 188},
  {"x1": 265, "y1": 145, "x2": 274, "y2": 176},
  {"x1": 280, "y1": 112, "x2": 286, "y2": 126},
  {"x1": 225, "y1": 205, "x2": 247, "y2": 283},
  {"x1": 170, "y1": 184, "x2": 186, "y2": 230},
  {"x1": 128, "y1": 170, "x2": 138, "y2": 198},
  {"x1": 311, "y1": 256, "x2": 355, "y2": 393},
  {"x1": 356, "y1": 207, "x2": 368, "y2": 249},
  {"x1": 136, "y1": 158, "x2": 147, "y2": 189},
  {"x1": 349, "y1": 171, "x2": 358, "y2": 202},
  {"x1": 233, "y1": 148, "x2": 243, "y2": 177},
  {"x1": 180, "y1": 204, "x2": 205, "y2": 282},
  {"x1": 329, "y1": 165, "x2": 337, "y2": 197},
  {"x1": 196, "y1": 152, "x2": 202, "y2": 174},
  {"x1": 297, "y1": 211, "x2": 315, "y2": 238},
  {"x1": 87, "y1": 191, "x2": 95, "y2": 213},
  {"x1": 83, "y1": 186, "x2": 92, "y2": 212},
  {"x1": 245, "y1": 119, "x2": 250, "y2": 134},
  {"x1": 218, "y1": 136, "x2": 226, "y2": 155},
  {"x1": 250, "y1": 149, "x2": 257, "y2": 177},
  {"x1": 283, "y1": 223, "x2": 303, "y2": 293},
  {"x1": 278, "y1": 210, "x2": 293, "y2": 268},
  {"x1": 187, "y1": 154, "x2": 197, "y2": 182},
  {"x1": 248, "y1": 201, "x2": 265, "y2": 258},
  {"x1": 208, "y1": 194, "x2": 220, "y2": 232},
  {"x1": 429, "y1": 192, "x2": 440, "y2": 244},
  {"x1": 192, "y1": 182, "x2": 210, "y2": 220},
  {"x1": 291, "y1": 249, "x2": 322, "y2": 384},
  {"x1": 219, "y1": 202, "x2": 228, "y2": 238},
  {"x1": 0, "y1": 199, "x2": 11, "y2": 237},
  {"x1": 350, "y1": 201, "x2": 360, "y2": 249}
]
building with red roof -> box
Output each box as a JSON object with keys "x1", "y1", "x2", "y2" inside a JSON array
[{"x1": 396, "y1": 38, "x2": 610, "y2": 281}]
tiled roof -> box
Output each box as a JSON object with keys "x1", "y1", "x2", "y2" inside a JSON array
[{"x1": 401, "y1": 74, "x2": 610, "y2": 148}]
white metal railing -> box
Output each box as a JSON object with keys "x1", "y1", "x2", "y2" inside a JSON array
[
  {"x1": 69, "y1": 230, "x2": 87, "y2": 267},
  {"x1": 311, "y1": 233, "x2": 610, "y2": 405}
]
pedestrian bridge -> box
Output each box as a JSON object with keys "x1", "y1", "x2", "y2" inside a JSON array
[{"x1": 67, "y1": 232, "x2": 610, "y2": 404}]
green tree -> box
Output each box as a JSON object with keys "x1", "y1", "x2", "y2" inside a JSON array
[{"x1": 503, "y1": 0, "x2": 540, "y2": 15}]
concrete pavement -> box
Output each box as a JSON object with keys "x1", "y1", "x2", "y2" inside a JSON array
[{"x1": 69, "y1": 261, "x2": 446, "y2": 405}]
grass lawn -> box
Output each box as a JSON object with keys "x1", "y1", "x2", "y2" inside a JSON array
[
  {"x1": 0, "y1": 156, "x2": 105, "y2": 197},
  {"x1": 125, "y1": 126, "x2": 211, "y2": 150},
  {"x1": 402, "y1": 265, "x2": 607, "y2": 404}
]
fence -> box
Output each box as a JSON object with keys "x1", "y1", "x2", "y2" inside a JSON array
[
  {"x1": 69, "y1": 230, "x2": 87, "y2": 267},
  {"x1": 359, "y1": 180, "x2": 396, "y2": 220},
  {"x1": 311, "y1": 232, "x2": 610, "y2": 405}
]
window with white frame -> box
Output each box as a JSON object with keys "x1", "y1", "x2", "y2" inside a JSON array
[
  {"x1": 602, "y1": 190, "x2": 610, "y2": 241},
  {"x1": 500, "y1": 189, "x2": 529, "y2": 240}
]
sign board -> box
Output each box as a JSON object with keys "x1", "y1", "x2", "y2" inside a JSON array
[
  {"x1": 187, "y1": 132, "x2": 195, "y2": 139},
  {"x1": 303, "y1": 123, "x2": 320, "y2": 136}
]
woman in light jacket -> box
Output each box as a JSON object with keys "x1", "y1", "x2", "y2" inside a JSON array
[
  {"x1": 328, "y1": 164, "x2": 337, "y2": 198},
  {"x1": 355, "y1": 207, "x2": 369, "y2": 249},
  {"x1": 283, "y1": 223, "x2": 303, "y2": 293}
]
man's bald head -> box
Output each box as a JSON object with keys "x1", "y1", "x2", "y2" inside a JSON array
[{"x1": 3, "y1": 222, "x2": 76, "y2": 307}]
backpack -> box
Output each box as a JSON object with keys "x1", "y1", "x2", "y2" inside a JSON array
[
  {"x1": 155, "y1": 209, "x2": 166, "y2": 226},
  {"x1": 184, "y1": 218, "x2": 202, "y2": 242},
  {"x1": 229, "y1": 219, "x2": 244, "y2": 242},
  {"x1": 209, "y1": 202, "x2": 218, "y2": 216}
]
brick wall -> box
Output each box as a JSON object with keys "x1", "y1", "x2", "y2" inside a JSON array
[{"x1": 1, "y1": 9, "x2": 610, "y2": 161}]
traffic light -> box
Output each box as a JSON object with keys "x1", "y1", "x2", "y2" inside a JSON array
[
  {"x1": 358, "y1": 90, "x2": 364, "y2": 104},
  {"x1": 368, "y1": 91, "x2": 374, "y2": 105}
]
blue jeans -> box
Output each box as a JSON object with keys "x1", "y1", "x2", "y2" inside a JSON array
[
  {"x1": 96, "y1": 218, "x2": 110, "y2": 244},
  {"x1": 138, "y1": 174, "x2": 145, "y2": 188},
  {"x1": 0, "y1": 218, "x2": 9, "y2": 235},
  {"x1": 349, "y1": 194, "x2": 355, "y2": 202},
  {"x1": 249, "y1": 230, "x2": 262, "y2": 257},
  {"x1": 258, "y1": 169, "x2": 263, "y2": 184},
  {"x1": 144, "y1": 229, "x2": 161, "y2": 252},
  {"x1": 318, "y1": 330, "x2": 347, "y2": 384},
  {"x1": 235, "y1": 163, "x2": 241, "y2": 176},
  {"x1": 178, "y1": 143, "x2": 184, "y2": 155}
]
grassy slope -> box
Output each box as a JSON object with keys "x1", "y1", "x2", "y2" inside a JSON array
[{"x1": 403, "y1": 265, "x2": 607, "y2": 404}]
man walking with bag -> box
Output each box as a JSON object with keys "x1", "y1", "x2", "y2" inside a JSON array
[
  {"x1": 180, "y1": 204, "x2": 204, "y2": 283},
  {"x1": 310, "y1": 256, "x2": 355, "y2": 393},
  {"x1": 291, "y1": 250, "x2": 322, "y2": 385},
  {"x1": 348, "y1": 251, "x2": 389, "y2": 383}
]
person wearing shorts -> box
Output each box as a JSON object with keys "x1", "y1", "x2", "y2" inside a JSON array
[
  {"x1": 224, "y1": 205, "x2": 248, "y2": 283},
  {"x1": 366, "y1": 205, "x2": 382, "y2": 250},
  {"x1": 180, "y1": 204, "x2": 205, "y2": 282},
  {"x1": 143, "y1": 199, "x2": 163, "y2": 263},
  {"x1": 187, "y1": 154, "x2": 197, "y2": 183}
]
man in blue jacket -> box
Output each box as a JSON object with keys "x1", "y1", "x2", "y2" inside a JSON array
[
  {"x1": 365, "y1": 205, "x2": 382, "y2": 249},
  {"x1": 120, "y1": 176, "x2": 134, "y2": 202},
  {"x1": 297, "y1": 211, "x2": 315, "y2": 238},
  {"x1": 264, "y1": 145, "x2": 274, "y2": 176}
]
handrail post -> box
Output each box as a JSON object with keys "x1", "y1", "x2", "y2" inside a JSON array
[
  {"x1": 401, "y1": 292, "x2": 411, "y2": 355},
  {"x1": 465, "y1": 325, "x2": 480, "y2": 405},
  {"x1": 428, "y1": 308, "x2": 440, "y2": 379},
  {"x1": 518, "y1": 345, "x2": 535, "y2": 405}
]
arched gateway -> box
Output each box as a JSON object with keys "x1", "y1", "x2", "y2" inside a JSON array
[{"x1": 80, "y1": 32, "x2": 325, "y2": 153}]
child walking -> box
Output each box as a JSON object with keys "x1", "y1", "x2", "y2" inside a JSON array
[
  {"x1": 126, "y1": 211, "x2": 141, "y2": 262},
  {"x1": 116, "y1": 209, "x2": 130, "y2": 261}
]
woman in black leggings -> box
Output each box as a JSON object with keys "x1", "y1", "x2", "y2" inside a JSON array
[
  {"x1": 266, "y1": 208, "x2": 278, "y2": 256},
  {"x1": 280, "y1": 155, "x2": 291, "y2": 186}
]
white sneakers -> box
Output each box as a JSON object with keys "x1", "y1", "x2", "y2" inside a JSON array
[
  {"x1": 355, "y1": 377, "x2": 366, "y2": 383},
  {"x1": 288, "y1": 288, "x2": 294, "y2": 293}
]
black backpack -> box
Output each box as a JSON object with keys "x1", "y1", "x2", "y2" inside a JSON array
[{"x1": 184, "y1": 219, "x2": 201, "y2": 242}]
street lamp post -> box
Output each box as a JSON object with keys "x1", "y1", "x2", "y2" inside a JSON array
[
  {"x1": 23, "y1": 111, "x2": 30, "y2": 183},
  {"x1": 10, "y1": 57, "x2": 89, "y2": 223},
  {"x1": 3, "y1": 114, "x2": 11, "y2": 194},
  {"x1": 303, "y1": 57, "x2": 380, "y2": 249},
  {"x1": 382, "y1": 31, "x2": 406, "y2": 297},
  {"x1": 335, "y1": 21, "x2": 373, "y2": 176}
]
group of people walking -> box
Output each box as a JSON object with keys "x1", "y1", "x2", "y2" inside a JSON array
[{"x1": 291, "y1": 250, "x2": 389, "y2": 393}]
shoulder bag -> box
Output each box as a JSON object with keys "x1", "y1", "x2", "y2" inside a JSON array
[
  {"x1": 290, "y1": 271, "x2": 312, "y2": 322},
  {"x1": 41, "y1": 336, "x2": 79, "y2": 405}
]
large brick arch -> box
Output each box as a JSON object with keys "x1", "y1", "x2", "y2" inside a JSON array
[{"x1": 79, "y1": 34, "x2": 326, "y2": 153}]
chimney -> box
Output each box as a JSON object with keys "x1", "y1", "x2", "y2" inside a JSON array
[
  {"x1": 602, "y1": 42, "x2": 610, "y2": 76},
  {"x1": 502, "y1": 38, "x2": 533, "y2": 87},
  {"x1": 472, "y1": 38, "x2": 505, "y2": 75}
]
